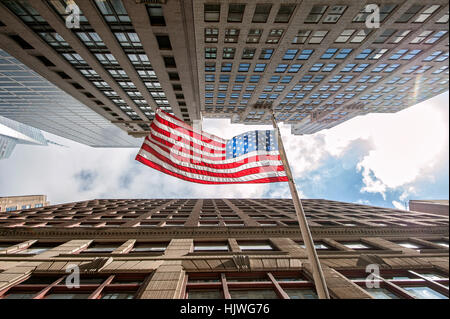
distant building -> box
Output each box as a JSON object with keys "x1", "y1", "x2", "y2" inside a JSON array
[
  {"x1": 0, "y1": 115, "x2": 48, "y2": 159},
  {"x1": 0, "y1": 195, "x2": 49, "y2": 212},
  {"x1": 409, "y1": 200, "x2": 449, "y2": 217},
  {"x1": 0, "y1": 198, "x2": 448, "y2": 299}
]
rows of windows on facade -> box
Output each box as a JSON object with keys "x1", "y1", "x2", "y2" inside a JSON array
[
  {"x1": 200, "y1": 3, "x2": 448, "y2": 118},
  {"x1": 3, "y1": 204, "x2": 43, "y2": 212},
  {"x1": 0, "y1": 240, "x2": 448, "y2": 299}
]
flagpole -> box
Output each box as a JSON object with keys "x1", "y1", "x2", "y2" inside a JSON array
[{"x1": 269, "y1": 109, "x2": 330, "y2": 299}]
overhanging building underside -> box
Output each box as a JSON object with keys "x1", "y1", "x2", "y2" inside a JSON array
[{"x1": 0, "y1": 0, "x2": 448, "y2": 139}]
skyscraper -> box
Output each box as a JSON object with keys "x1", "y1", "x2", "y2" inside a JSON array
[
  {"x1": 0, "y1": 0, "x2": 447, "y2": 138},
  {"x1": 0, "y1": 115, "x2": 48, "y2": 159},
  {"x1": 0, "y1": 198, "x2": 448, "y2": 299}
]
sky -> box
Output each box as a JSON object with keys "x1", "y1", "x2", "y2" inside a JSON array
[{"x1": 0, "y1": 92, "x2": 448, "y2": 210}]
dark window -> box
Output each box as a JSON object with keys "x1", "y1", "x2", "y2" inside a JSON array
[
  {"x1": 71, "y1": 82, "x2": 84, "y2": 90},
  {"x1": 252, "y1": 4, "x2": 272, "y2": 23},
  {"x1": 55, "y1": 71, "x2": 71, "y2": 79},
  {"x1": 168, "y1": 72, "x2": 180, "y2": 80},
  {"x1": 228, "y1": 4, "x2": 246, "y2": 22},
  {"x1": 163, "y1": 56, "x2": 176, "y2": 68},
  {"x1": 147, "y1": 4, "x2": 166, "y2": 26},
  {"x1": 172, "y1": 84, "x2": 182, "y2": 91},
  {"x1": 156, "y1": 35, "x2": 172, "y2": 50},
  {"x1": 274, "y1": 4, "x2": 296, "y2": 23},
  {"x1": 204, "y1": 4, "x2": 220, "y2": 22},
  {"x1": 35, "y1": 56, "x2": 55, "y2": 67},
  {"x1": 9, "y1": 35, "x2": 34, "y2": 49}
]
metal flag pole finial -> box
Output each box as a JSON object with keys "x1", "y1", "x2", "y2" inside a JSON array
[{"x1": 268, "y1": 107, "x2": 330, "y2": 299}]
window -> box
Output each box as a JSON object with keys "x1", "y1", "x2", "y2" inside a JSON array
[
  {"x1": 130, "y1": 242, "x2": 167, "y2": 253},
  {"x1": 259, "y1": 49, "x2": 274, "y2": 60},
  {"x1": 297, "y1": 49, "x2": 314, "y2": 60},
  {"x1": 335, "y1": 29, "x2": 355, "y2": 43},
  {"x1": 353, "y1": 4, "x2": 397, "y2": 23},
  {"x1": 6, "y1": 206, "x2": 17, "y2": 212},
  {"x1": 221, "y1": 62, "x2": 233, "y2": 72},
  {"x1": 309, "y1": 31, "x2": 328, "y2": 44},
  {"x1": 238, "y1": 242, "x2": 274, "y2": 251},
  {"x1": 155, "y1": 35, "x2": 172, "y2": 50},
  {"x1": 205, "y1": 47, "x2": 217, "y2": 59},
  {"x1": 185, "y1": 271, "x2": 316, "y2": 299},
  {"x1": 341, "y1": 269, "x2": 449, "y2": 299},
  {"x1": 194, "y1": 242, "x2": 229, "y2": 252},
  {"x1": 254, "y1": 64, "x2": 266, "y2": 72},
  {"x1": 0, "y1": 273, "x2": 148, "y2": 299},
  {"x1": 305, "y1": 5, "x2": 327, "y2": 23},
  {"x1": 227, "y1": 4, "x2": 245, "y2": 22},
  {"x1": 350, "y1": 30, "x2": 371, "y2": 43},
  {"x1": 283, "y1": 49, "x2": 298, "y2": 60},
  {"x1": 147, "y1": 4, "x2": 166, "y2": 26},
  {"x1": 205, "y1": 28, "x2": 219, "y2": 43},
  {"x1": 80, "y1": 243, "x2": 121, "y2": 254},
  {"x1": 414, "y1": 5, "x2": 440, "y2": 23},
  {"x1": 396, "y1": 5, "x2": 423, "y2": 23},
  {"x1": 323, "y1": 5, "x2": 347, "y2": 23},
  {"x1": 247, "y1": 29, "x2": 262, "y2": 43},
  {"x1": 225, "y1": 28, "x2": 240, "y2": 43},
  {"x1": 93, "y1": 0, "x2": 130, "y2": 23},
  {"x1": 252, "y1": 4, "x2": 272, "y2": 23},
  {"x1": 341, "y1": 242, "x2": 373, "y2": 250},
  {"x1": 266, "y1": 29, "x2": 284, "y2": 43},
  {"x1": 238, "y1": 63, "x2": 250, "y2": 72},
  {"x1": 274, "y1": 4, "x2": 296, "y2": 23},
  {"x1": 204, "y1": 3, "x2": 220, "y2": 22},
  {"x1": 374, "y1": 29, "x2": 396, "y2": 43},
  {"x1": 292, "y1": 30, "x2": 310, "y2": 44},
  {"x1": 242, "y1": 48, "x2": 255, "y2": 59}
]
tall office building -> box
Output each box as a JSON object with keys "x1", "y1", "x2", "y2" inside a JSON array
[
  {"x1": 0, "y1": 0, "x2": 447, "y2": 138},
  {"x1": 0, "y1": 194, "x2": 49, "y2": 212},
  {"x1": 0, "y1": 198, "x2": 448, "y2": 299},
  {"x1": 0, "y1": 48, "x2": 142, "y2": 147},
  {"x1": 0, "y1": 115, "x2": 48, "y2": 159}
]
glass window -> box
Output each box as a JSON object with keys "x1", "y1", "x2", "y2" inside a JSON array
[
  {"x1": 274, "y1": 4, "x2": 296, "y2": 23},
  {"x1": 194, "y1": 242, "x2": 229, "y2": 252},
  {"x1": 285, "y1": 288, "x2": 318, "y2": 299},
  {"x1": 246, "y1": 29, "x2": 262, "y2": 43},
  {"x1": 254, "y1": 64, "x2": 266, "y2": 72},
  {"x1": 342, "y1": 242, "x2": 371, "y2": 249},
  {"x1": 230, "y1": 289, "x2": 279, "y2": 299},
  {"x1": 404, "y1": 286, "x2": 448, "y2": 299},
  {"x1": 239, "y1": 242, "x2": 274, "y2": 251},
  {"x1": 227, "y1": 3, "x2": 246, "y2": 22},
  {"x1": 130, "y1": 243, "x2": 166, "y2": 253},
  {"x1": 204, "y1": 3, "x2": 220, "y2": 22},
  {"x1": 188, "y1": 290, "x2": 223, "y2": 299},
  {"x1": 252, "y1": 4, "x2": 272, "y2": 23},
  {"x1": 305, "y1": 5, "x2": 327, "y2": 23},
  {"x1": 242, "y1": 48, "x2": 255, "y2": 59},
  {"x1": 365, "y1": 288, "x2": 400, "y2": 299}
]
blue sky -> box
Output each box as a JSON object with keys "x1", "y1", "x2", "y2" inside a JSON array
[{"x1": 0, "y1": 92, "x2": 448, "y2": 210}]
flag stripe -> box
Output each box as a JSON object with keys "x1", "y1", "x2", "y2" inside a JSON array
[
  {"x1": 136, "y1": 154, "x2": 288, "y2": 184},
  {"x1": 147, "y1": 134, "x2": 226, "y2": 161},
  {"x1": 138, "y1": 147, "x2": 285, "y2": 178},
  {"x1": 144, "y1": 138, "x2": 281, "y2": 165},
  {"x1": 141, "y1": 140, "x2": 283, "y2": 172},
  {"x1": 150, "y1": 124, "x2": 226, "y2": 155}
]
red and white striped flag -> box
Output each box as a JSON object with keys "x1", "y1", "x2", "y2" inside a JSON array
[{"x1": 135, "y1": 109, "x2": 288, "y2": 184}]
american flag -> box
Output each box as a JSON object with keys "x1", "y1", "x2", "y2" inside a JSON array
[{"x1": 135, "y1": 109, "x2": 288, "y2": 184}]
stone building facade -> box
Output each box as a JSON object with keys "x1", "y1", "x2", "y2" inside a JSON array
[{"x1": 0, "y1": 198, "x2": 448, "y2": 299}]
